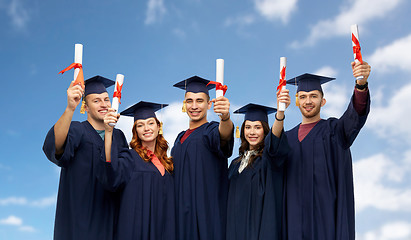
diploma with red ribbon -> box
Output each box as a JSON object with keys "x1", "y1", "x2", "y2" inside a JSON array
[
  {"x1": 109, "y1": 74, "x2": 124, "y2": 127},
  {"x1": 277, "y1": 57, "x2": 287, "y2": 111},
  {"x1": 351, "y1": 24, "x2": 364, "y2": 80},
  {"x1": 59, "y1": 44, "x2": 84, "y2": 87},
  {"x1": 214, "y1": 59, "x2": 226, "y2": 98}
]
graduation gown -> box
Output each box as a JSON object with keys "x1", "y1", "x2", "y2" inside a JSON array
[
  {"x1": 283, "y1": 93, "x2": 370, "y2": 240},
  {"x1": 42, "y1": 121, "x2": 128, "y2": 240},
  {"x1": 226, "y1": 131, "x2": 289, "y2": 240},
  {"x1": 171, "y1": 121, "x2": 234, "y2": 240},
  {"x1": 96, "y1": 142, "x2": 175, "y2": 240}
]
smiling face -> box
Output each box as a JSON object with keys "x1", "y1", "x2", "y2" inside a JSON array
[
  {"x1": 297, "y1": 90, "x2": 326, "y2": 122},
  {"x1": 135, "y1": 117, "x2": 159, "y2": 144},
  {"x1": 184, "y1": 92, "x2": 211, "y2": 126},
  {"x1": 244, "y1": 120, "x2": 265, "y2": 150},
  {"x1": 85, "y1": 92, "x2": 111, "y2": 122}
]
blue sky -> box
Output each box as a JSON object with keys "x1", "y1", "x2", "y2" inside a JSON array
[{"x1": 1, "y1": 0, "x2": 411, "y2": 239}]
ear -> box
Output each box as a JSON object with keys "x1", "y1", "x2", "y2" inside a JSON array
[
  {"x1": 321, "y1": 98, "x2": 326, "y2": 107},
  {"x1": 207, "y1": 100, "x2": 212, "y2": 110}
]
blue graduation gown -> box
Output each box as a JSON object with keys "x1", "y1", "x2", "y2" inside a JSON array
[
  {"x1": 42, "y1": 121, "x2": 128, "y2": 240},
  {"x1": 283, "y1": 92, "x2": 370, "y2": 240},
  {"x1": 96, "y1": 142, "x2": 175, "y2": 240},
  {"x1": 171, "y1": 121, "x2": 234, "y2": 240},
  {"x1": 227, "y1": 131, "x2": 289, "y2": 240}
]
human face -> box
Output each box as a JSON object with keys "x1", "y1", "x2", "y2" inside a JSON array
[
  {"x1": 185, "y1": 92, "x2": 211, "y2": 123},
  {"x1": 135, "y1": 117, "x2": 159, "y2": 144},
  {"x1": 244, "y1": 120, "x2": 265, "y2": 150},
  {"x1": 297, "y1": 90, "x2": 325, "y2": 120},
  {"x1": 85, "y1": 92, "x2": 111, "y2": 122}
]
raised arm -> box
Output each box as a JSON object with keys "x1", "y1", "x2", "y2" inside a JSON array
[
  {"x1": 213, "y1": 96, "x2": 234, "y2": 141},
  {"x1": 272, "y1": 88, "x2": 290, "y2": 137},
  {"x1": 103, "y1": 108, "x2": 120, "y2": 163},
  {"x1": 54, "y1": 81, "x2": 84, "y2": 155}
]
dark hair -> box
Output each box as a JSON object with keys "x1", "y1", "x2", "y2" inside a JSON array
[
  {"x1": 129, "y1": 118, "x2": 174, "y2": 173},
  {"x1": 237, "y1": 120, "x2": 270, "y2": 168}
]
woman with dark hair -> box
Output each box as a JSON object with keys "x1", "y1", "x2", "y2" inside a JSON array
[
  {"x1": 226, "y1": 89, "x2": 290, "y2": 240},
  {"x1": 98, "y1": 101, "x2": 175, "y2": 240}
]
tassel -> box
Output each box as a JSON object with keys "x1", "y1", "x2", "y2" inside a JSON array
[
  {"x1": 80, "y1": 99, "x2": 86, "y2": 114},
  {"x1": 295, "y1": 93, "x2": 299, "y2": 106},
  {"x1": 182, "y1": 100, "x2": 187, "y2": 112},
  {"x1": 235, "y1": 126, "x2": 240, "y2": 138},
  {"x1": 159, "y1": 122, "x2": 163, "y2": 135}
]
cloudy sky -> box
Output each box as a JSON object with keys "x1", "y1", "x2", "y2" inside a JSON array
[{"x1": 1, "y1": 0, "x2": 411, "y2": 239}]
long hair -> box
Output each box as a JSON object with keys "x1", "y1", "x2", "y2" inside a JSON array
[
  {"x1": 237, "y1": 120, "x2": 270, "y2": 168},
  {"x1": 129, "y1": 118, "x2": 174, "y2": 173}
]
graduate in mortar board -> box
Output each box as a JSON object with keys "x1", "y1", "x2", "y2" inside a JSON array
[
  {"x1": 283, "y1": 61, "x2": 371, "y2": 240},
  {"x1": 226, "y1": 88, "x2": 291, "y2": 240},
  {"x1": 100, "y1": 101, "x2": 175, "y2": 240},
  {"x1": 172, "y1": 76, "x2": 234, "y2": 240},
  {"x1": 43, "y1": 76, "x2": 128, "y2": 240}
]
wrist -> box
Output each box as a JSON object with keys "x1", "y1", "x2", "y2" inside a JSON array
[
  {"x1": 275, "y1": 113, "x2": 285, "y2": 121},
  {"x1": 355, "y1": 80, "x2": 368, "y2": 90},
  {"x1": 220, "y1": 113, "x2": 230, "y2": 121}
]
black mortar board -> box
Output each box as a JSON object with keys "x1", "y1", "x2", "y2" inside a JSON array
[
  {"x1": 173, "y1": 75, "x2": 215, "y2": 95},
  {"x1": 286, "y1": 73, "x2": 335, "y2": 93},
  {"x1": 233, "y1": 103, "x2": 277, "y2": 124},
  {"x1": 120, "y1": 101, "x2": 168, "y2": 122},
  {"x1": 84, "y1": 75, "x2": 115, "y2": 96}
]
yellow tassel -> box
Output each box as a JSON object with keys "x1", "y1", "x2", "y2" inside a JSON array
[
  {"x1": 80, "y1": 99, "x2": 86, "y2": 114},
  {"x1": 159, "y1": 122, "x2": 163, "y2": 135},
  {"x1": 182, "y1": 100, "x2": 187, "y2": 112},
  {"x1": 295, "y1": 93, "x2": 299, "y2": 106},
  {"x1": 235, "y1": 126, "x2": 240, "y2": 138}
]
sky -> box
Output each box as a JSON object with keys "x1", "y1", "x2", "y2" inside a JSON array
[{"x1": 1, "y1": 0, "x2": 411, "y2": 239}]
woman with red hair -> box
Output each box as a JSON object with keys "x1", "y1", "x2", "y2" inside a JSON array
[{"x1": 98, "y1": 101, "x2": 174, "y2": 240}]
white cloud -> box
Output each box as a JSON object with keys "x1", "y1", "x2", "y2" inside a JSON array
[
  {"x1": 0, "y1": 215, "x2": 22, "y2": 226},
  {"x1": 368, "y1": 34, "x2": 411, "y2": 74},
  {"x1": 358, "y1": 221, "x2": 411, "y2": 240},
  {"x1": 7, "y1": 0, "x2": 30, "y2": 30},
  {"x1": 145, "y1": 0, "x2": 166, "y2": 25},
  {"x1": 291, "y1": 0, "x2": 403, "y2": 48},
  {"x1": 224, "y1": 14, "x2": 255, "y2": 27},
  {"x1": 353, "y1": 151, "x2": 411, "y2": 212},
  {"x1": 0, "y1": 195, "x2": 56, "y2": 207},
  {"x1": 253, "y1": 0, "x2": 298, "y2": 23},
  {"x1": 172, "y1": 28, "x2": 187, "y2": 39},
  {"x1": 0, "y1": 215, "x2": 36, "y2": 232},
  {"x1": 366, "y1": 82, "x2": 411, "y2": 144}
]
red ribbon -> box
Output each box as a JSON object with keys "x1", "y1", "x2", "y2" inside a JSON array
[
  {"x1": 59, "y1": 63, "x2": 84, "y2": 87},
  {"x1": 352, "y1": 33, "x2": 363, "y2": 63},
  {"x1": 207, "y1": 81, "x2": 228, "y2": 96},
  {"x1": 113, "y1": 82, "x2": 123, "y2": 104},
  {"x1": 277, "y1": 66, "x2": 286, "y2": 92}
]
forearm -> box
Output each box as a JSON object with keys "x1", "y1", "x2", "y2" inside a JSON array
[
  {"x1": 219, "y1": 117, "x2": 234, "y2": 141},
  {"x1": 54, "y1": 107, "x2": 75, "y2": 155},
  {"x1": 105, "y1": 130, "x2": 113, "y2": 163},
  {"x1": 272, "y1": 111, "x2": 284, "y2": 138}
]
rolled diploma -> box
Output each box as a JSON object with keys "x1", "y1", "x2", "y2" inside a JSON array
[
  {"x1": 351, "y1": 24, "x2": 363, "y2": 80},
  {"x1": 216, "y1": 59, "x2": 224, "y2": 98},
  {"x1": 109, "y1": 74, "x2": 124, "y2": 127},
  {"x1": 278, "y1": 57, "x2": 286, "y2": 112},
  {"x1": 74, "y1": 44, "x2": 83, "y2": 82}
]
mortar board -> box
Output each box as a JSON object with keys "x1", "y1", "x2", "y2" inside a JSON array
[
  {"x1": 286, "y1": 73, "x2": 335, "y2": 94},
  {"x1": 120, "y1": 101, "x2": 168, "y2": 122},
  {"x1": 234, "y1": 103, "x2": 277, "y2": 124},
  {"x1": 84, "y1": 75, "x2": 115, "y2": 96},
  {"x1": 173, "y1": 75, "x2": 215, "y2": 95}
]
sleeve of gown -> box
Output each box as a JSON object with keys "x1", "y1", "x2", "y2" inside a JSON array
[
  {"x1": 96, "y1": 134, "x2": 133, "y2": 192},
  {"x1": 263, "y1": 130, "x2": 290, "y2": 168},
  {"x1": 336, "y1": 90, "x2": 370, "y2": 149},
  {"x1": 42, "y1": 121, "x2": 83, "y2": 168},
  {"x1": 203, "y1": 121, "x2": 234, "y2": 158}
]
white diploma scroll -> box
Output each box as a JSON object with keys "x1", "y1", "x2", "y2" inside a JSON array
[
  {"x1": 351, "y1": 24, "x2": 364, "y2": 80},
  {"x1": 278, "y1": 57, "x2": 287, "y2": 112},
  {"x1": 74, "y1": 44, "x2": 83, "y2": 82},
  {"x1": 109, "y1": 74, "x2": 124, "y2": 127},
  {"x1": 216, "y1": 59, "x2": 224, "y2": 98}
]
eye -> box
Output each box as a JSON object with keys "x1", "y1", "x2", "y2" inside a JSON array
[
  {"x1": 186, "y1": 99, "x2": 192, "y2": 104},
  {"x1": 137, "y1": 124, "x2": 143, "y2": 128}
]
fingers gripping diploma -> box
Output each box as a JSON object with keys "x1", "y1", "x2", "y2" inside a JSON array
[
  {"x1": 104, "y1": 108, "x2": 120, "y2": 132},
  {"x1": 212, "y1": 96, "x2": 230, "y2": 119},
  {"x1": 351, "y1": 61, "x2": 371, "y2": 85},
  {"x1": 67, "y1": 80, "x2": 85, "y2": 112},
  {"x1": 276, "y1": 88, "x2": 291, "y2": 110}
]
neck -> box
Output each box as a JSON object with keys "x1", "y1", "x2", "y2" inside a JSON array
[
  {"x1": 87, "y1": 118, "x2": 105, "y2": 131},
  {"x1": 302, "y1": 115, "x2": 321, "y2": 124},
  {"x1": 189, "y1": 118, "x2": 208, "y2": 129},
  {"x1": 142, "y1": 140, "x2": 156, "y2": 153}
]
